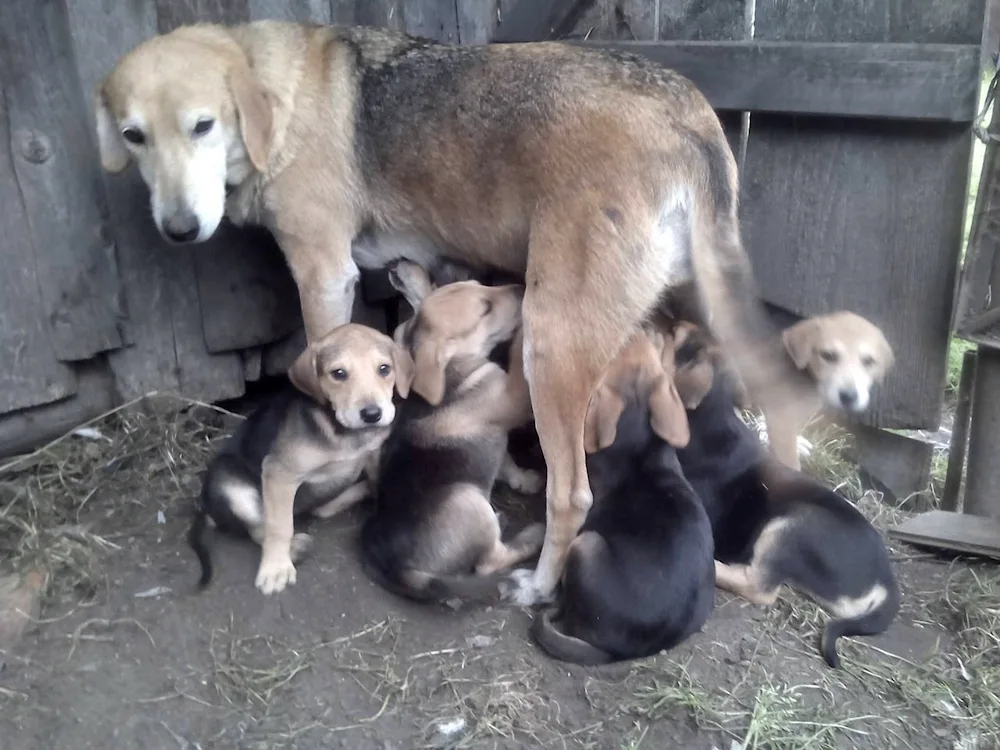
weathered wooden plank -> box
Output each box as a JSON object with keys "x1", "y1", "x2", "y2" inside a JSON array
[
  {"x1": 742, "y1": 0, "x2": 984, "y2": 431},
  {"x1": 889, "y1": 510, "x2": 1000, "y2": 561},
  {"x1": 0, "y1": 0, "x2": 122, "y2": 363},
  {"x1": 0, "y1": 78, "x2": 77, "y2": 413},
  {"x1": 852, "y1": 424, "x2": 932, "y2": 506},
  {"x1": 962, "y1": 347, "x2": 1000, "y2": 519},
  {"x1": 67, "y1": 0, "x2": 245, "y2": 400},
  {"x1": 0, "y1": 361, "x2": 114, "y2": 459},
  {"x1": 248, "y1": 0, "x2": 332, "y2": 24},
  {"x1": 941, "y1": 349, "x2": 977, "y2": 512},
  {"x1": 156, "y1": 0, "x2": 248, "y2": 29},
  {"x1": 573, "y1": 41, "x2": 981, "y2": 123},
  {"x1": 356, "y1": 0, "x2": 404, "y2": 31},
  {"x1": 494, "y1": 0, "x2": 595, "y2": 42},
  {"x1": 402, "y1": 0, "x2": 460, "y2": 42},
  {"x1": 456, "y1": 0, "x2": 497, "y2": 44}
]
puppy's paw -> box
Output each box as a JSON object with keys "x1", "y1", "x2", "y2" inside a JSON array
[
  {"x1": 500, "y1": 568, "x2": 555, "y2": 607},
  {"x1": 255, "y1": 555, "x2": 297, "y2": 595},
  {"x1": 513, "y1": 522, "x2": 546, "y2": 554},
  {"x1": 289, "y1": 533, "x2": 313, "y2": 563},
  {"x1": 505, "y1": 467, "x2": 544, "y2": 495}
]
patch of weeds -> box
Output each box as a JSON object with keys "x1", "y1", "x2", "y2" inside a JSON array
[
  {"x1": 945, "y1": 338, "x2": 976, "y2": 399},
  {"x1": 625, "y1": 659, "x2": 729, "y2": 733}
]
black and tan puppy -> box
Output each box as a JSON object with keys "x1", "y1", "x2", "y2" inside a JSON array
[
  {"x1": 529, "y1": 329, "x2": 715, "y2": 665},
  {"x1": 670, "y1": 323, "x2": 900, "y2": 668},
  {"x1": 360, "y1": 261, "x2": 544, "y2": 603},
  {"x1": 188, "y1": 323, "x2": 413, "y2": 593}
]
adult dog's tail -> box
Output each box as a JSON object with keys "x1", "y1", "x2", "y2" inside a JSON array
[
  {"x1": 820, "y1": 580, "x2": 900, "y2": 668},
  {"x1": 530, "y1": 608, "x2": 614, "y2": 666}
]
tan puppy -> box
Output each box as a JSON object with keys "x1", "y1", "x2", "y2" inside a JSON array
[
  {"x1": 769, "y1": 312, "x2": 894, "y2": 470},
  {"x1": 361, "y1": 261, "x2": 543, "y2": 603},
  {"x1": 97, "y1": 22, "x2": 807, "y2": 606},
  {"x1": 189, "y1": 323, "x2": 413, "y2": 595}
]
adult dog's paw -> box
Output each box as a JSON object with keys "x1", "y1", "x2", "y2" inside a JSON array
[
  {"x1": 255, "y1": 554, "x2": 297, "y2": 595},
  {"x1": 500, "y1": 568, "x2": 555, "y2": 607}
]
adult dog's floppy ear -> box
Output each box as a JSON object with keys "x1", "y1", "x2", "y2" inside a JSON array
[
  {"x1": 391, "y1": 342, "x2": 415, "y2": 398},
  {"x1": 388, "y1": 260, "x2": 435, "y2": 310},
  {"x1": 287, "y1": 346, "x2": 325, "y2": 404},
  {"x1": 228, "y1": 64, "x2": 273, "y2": 172},
  {"x1": 649, "y1": 375, "x2": 691, "y2": 448},
  {"x1": 782, "y1": 318, "x2": 819, "y2": 370},
  {"x1": 94, "y1": 89, "x2": 130, "y2": 173},
  {"x1": 411, "y1": 338, "x2": 447, "y2": 405},
  {"x1": 584, "y1": 384, "x2": 626, "y2": 454}
]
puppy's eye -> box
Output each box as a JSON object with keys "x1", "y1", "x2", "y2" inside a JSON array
[
  {"x1": 331, "y1": 368, "x2": 348, "y2": 381},
  {"x1": 378, "y1": 363, "x2": 392, "y2": 377},
  {"x1": 482, "y1": 300, "x2": 493, "y2": 317},
  {"x1": 861, "y1": 355, "x2": 876, "y2": 368},
  {"x1": 819, "y1": 350, "x2": 839, "y2": 363},
  {"x1": 192, "y1": 118, "x2": 215, "y2": 137},
  {"x1": 121, "y1": 127, "x2": 145, "y2": 145}
]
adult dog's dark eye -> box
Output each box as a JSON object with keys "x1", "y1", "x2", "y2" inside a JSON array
[
  {"x1": 860, "y1": 355, "x2": 876, "y2": 368},
  {"x1": 193, "y1": 118, "x2": 215, "y2": 136},
  {"x1": 378, "y1": 363, "x2": 392, "y2": 377},
  {"x1": 819, "y1": 350, "x2": 839, "y2": 363},
  {"x1": 121, "y1": 127, "x2": 145, "y2": 145},
  {"x1": 331, "y1": 368, "x2": 348, "y2": 381}
]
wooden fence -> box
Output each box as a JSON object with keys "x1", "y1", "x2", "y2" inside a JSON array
[{"x1": 0, "y1": 0, "x2": 987, "y2": 476}]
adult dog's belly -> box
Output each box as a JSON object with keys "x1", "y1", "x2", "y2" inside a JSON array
[{"x1": 351, "y1": 226, "x2": 527, "y2": 277}]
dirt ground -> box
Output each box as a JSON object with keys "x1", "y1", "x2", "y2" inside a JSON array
[{"x1": 0, "y1": 395, "x2": 997, "y2": 750}]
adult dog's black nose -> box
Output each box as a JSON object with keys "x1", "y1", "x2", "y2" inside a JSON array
[
  {"x1": 360, "y1": 405, "x2": 383, "y2": 424},
  {"x1": 162, "y1": 211, "x2": 200, "y2": 243},
  {"x1": 838, "y1": 387, "x2": 858, "y2": 409}
]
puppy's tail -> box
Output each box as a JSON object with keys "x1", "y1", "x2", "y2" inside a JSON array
[
  {"x1": 820, "y1": 582, "x2": 900, "y2": 668},
  {"x1": 187, "y1": 506, "x2": 214, "y2": 590},
  {"x1": 530, "y1": 608, "x2": 615, "y2": 666},
  {"x1": 362, "y1": 556, "x2": 509, "y2": 605}
]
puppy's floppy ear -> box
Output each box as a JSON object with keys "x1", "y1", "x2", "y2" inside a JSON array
[
  {"x1": 287, "y1": 346, "x2": 325, "y2": 404},
  {"x1": 411, "y1": 338, "x2": 447, "y2": 405},
  {"x1": 584, "y1": 384, "x2": 626, "y2": 454},
  {"x1": 228, "y1": 64, "x2": 273, "y2": 172},
  {"x1": 875, "y1": 331, "x2": 895, "y2": 381},
  {"x1": 388, "y1": 260, "x2": 435, "y2": 310},
  {"x1": 94, "y1": 89, "x2": 130, "y2": 174},
  {"x1": 391, "y1": 342, "x2": 414, "y2": 398},
  {"x1": 649, "y1": 375, "x2": 691, "y2": 448},
  {"x1": 782, "y1": 318, "x2": 819, "y2": 370}
]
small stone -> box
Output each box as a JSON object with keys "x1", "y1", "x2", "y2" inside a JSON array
[{"x1": 466, "y1": 634, "x2": 495, "y2": 649}]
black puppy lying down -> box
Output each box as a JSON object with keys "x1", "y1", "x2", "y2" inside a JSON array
[
  {"x1": 529, "y1": 329, "x2": 715, "y2": 665},
  {"x1": 670, "y1": 323, "x2": 900, "y2": 668}
]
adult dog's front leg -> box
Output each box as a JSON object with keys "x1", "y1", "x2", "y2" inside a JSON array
[
  {"x1": 256, "y1": 456, "x2": 301, "y2": 595},
  {"x1": 274, "y1": 224, "x2": 359, "y2": 343}
]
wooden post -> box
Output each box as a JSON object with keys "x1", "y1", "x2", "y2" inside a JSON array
[
  {"x1": 961, "y1": 347, "x2": 1000, "y2": 519},
  {"x1": 941, "y1": 349, "x2": 977, "y2": 512}
]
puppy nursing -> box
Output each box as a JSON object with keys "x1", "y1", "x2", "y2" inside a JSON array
[
  {"x1": 530, "y1": 329, "x2": 715, "y2": 665},
  {"x1": 188, "y1": 323, "x2": 412, "y2": 593},
  {"x1": 672, "y1": 323, "x2": 900, "y2": 667},
  {"x1": 359, "y1": 261, "x2": 545, "y2": 603}
]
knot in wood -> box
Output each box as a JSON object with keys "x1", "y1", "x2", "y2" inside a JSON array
[{"x1": 21, "y1": 131, "x2": 52, "y2": 164}]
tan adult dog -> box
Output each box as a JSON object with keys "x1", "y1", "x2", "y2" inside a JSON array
[{"x1": 96, "y1": 21, "x2": 806, "y2": 604}]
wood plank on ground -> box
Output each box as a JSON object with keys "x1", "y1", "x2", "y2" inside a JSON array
[
  {"x1": 0, "y1": 0, "x2": 122, "y2": 363},
  {"x1": 574, "y1": 40, "x2": 980, "y2": 122},
  {"x1": 889, "y1": 510, "x2": 1000, "y2": 561}
]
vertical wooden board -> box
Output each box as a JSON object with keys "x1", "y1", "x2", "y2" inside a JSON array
[
  {"x1": 156, "y1": 0, "x2": 249, "y2": 29},
  {"x1": 67, "y1": 0, "x2": 244, "y2": 400},
  {"x1": 0, "y1": 0, "x2": 122, "y2": 363},
  {"x1": 0, "y1": 85, "x2": 77, "y2": 413},
  {"x1": 457, "y1": 0, "x2": 498, "y2": 43},
  {"x1": 658, "y1": 0, "x2": 746, "y2": 41},
  {"x1": 743, "y1": 0, "x2": 984, "y2": 430},
  {"x1": 328, "y1": 2, "x2": 357, "y2": 25},
  {"x1": 248, "y1": 0, "x2": 332, "y2": 24},
  {"x1": 402, "y1": 0, "x2": 460, "y2": 42},
  {"x1": 356, "y1": 0, "x2": 405, "y2": 31}
]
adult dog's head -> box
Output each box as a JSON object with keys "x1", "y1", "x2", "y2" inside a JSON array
[
  {"x1": 781, "y1": 312, "x2": 895, "y2": 414},
  {"x1": 95, "y1": 25, "x2": 272, "y2": 244}
]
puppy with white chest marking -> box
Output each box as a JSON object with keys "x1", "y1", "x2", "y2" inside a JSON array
[
  {"x1": 767, "y1": 311, "x2": 894, "y2": 470},
  {"x1": 529, "y1": 329, "x2": 715, "y2": 665},
  {"x1": 188, "y1": 323, "x2": 413, "y2": 593},
  {"x1": 360, "y1": 261, "x2": 545, "y2": 603},
  {"x1": 670, "y1": 323, "x2": 900, "y2": 668}
]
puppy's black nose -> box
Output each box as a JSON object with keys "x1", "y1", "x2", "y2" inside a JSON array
[
  {"x1": 162, "y1": 211, "x2": 200, "y2": 243},
  {"x1": 838, "y1": 387, "x2": 858, "y2": 408},
  {"x1": 360, "y1": 405, "x2": 383, "y2": 424}
]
